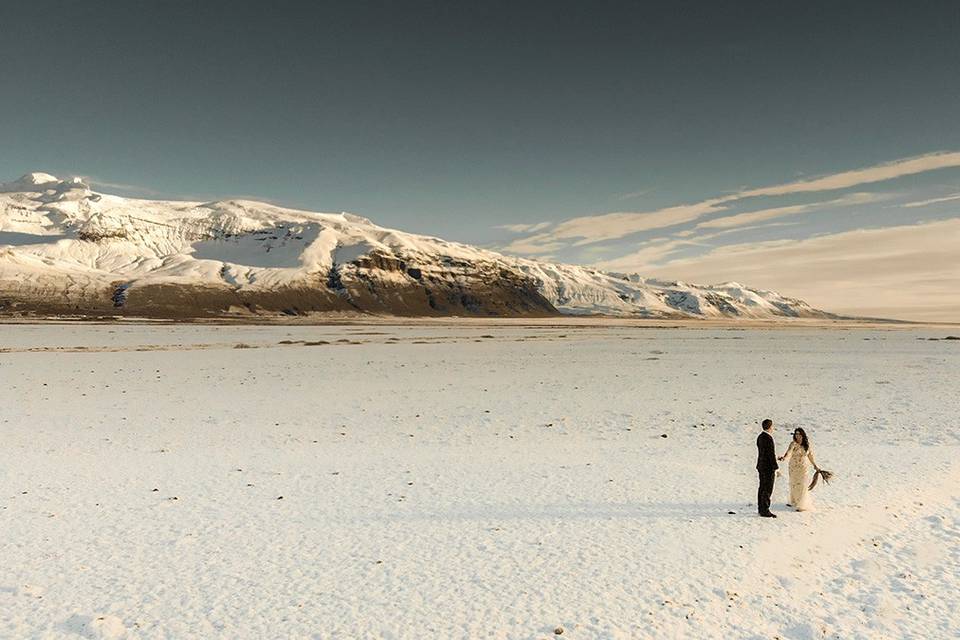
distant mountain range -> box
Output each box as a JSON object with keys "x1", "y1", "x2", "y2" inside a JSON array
[{"x1": 0, "y1": 173, "x2": 834, "y2": 320}]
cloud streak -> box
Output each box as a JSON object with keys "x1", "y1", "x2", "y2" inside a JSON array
[
  {"x1": 733, "y1": 152, "x2": 960, "y2": 199},
  {"x1": 616, "y1": 188, "x2": 654, "y2": 202},
  {"x1": 495, "y1": 222, "x2": 552, "y2": 233},
  {"x1": 901, "y1": 193, "x2": 960, "y2": 208},
  {"x1": 588, "y1": 192, "x2": 889, "y2": 271},
  {"x1": 694, "y1": 192, "x2": 888, "y2": 230},
  {"x1": 501, "y1": 199, "x2": 727, "y2": 254},
  {"x1": 85, "y1": 177, "x2": 165, "y2": 197}
]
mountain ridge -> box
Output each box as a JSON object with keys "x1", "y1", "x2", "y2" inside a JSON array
[{"x1": 0, "y1": 173, "x2": 835, "y2": 320}]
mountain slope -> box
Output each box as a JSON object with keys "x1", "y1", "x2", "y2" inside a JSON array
[{"x1": 0, "y1": 173, "x2": 832, "y2": 319}]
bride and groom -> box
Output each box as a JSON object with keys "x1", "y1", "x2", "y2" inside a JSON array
[{"x1": 756, "y1": 418, "x2": 827, "y2": 518}]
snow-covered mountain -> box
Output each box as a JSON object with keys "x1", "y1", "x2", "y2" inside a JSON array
[{"x1": 0, "y1": 173, "x2": 832, "y2": 319}]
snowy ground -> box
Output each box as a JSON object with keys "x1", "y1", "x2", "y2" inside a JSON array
[{"x1": 1, "y1": 322, "x2": 958, "y2": 639}]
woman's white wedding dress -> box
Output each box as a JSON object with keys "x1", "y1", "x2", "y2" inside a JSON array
[{"x1": 783, "y1": 442, "x2": 818, "y2": 511}]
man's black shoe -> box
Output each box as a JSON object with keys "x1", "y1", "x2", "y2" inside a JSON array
[{"x1": 760, "y1": 512, "x2": 778, "y2": 518}]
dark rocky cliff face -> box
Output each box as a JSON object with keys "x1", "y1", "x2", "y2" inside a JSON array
[{"x1": 334, "y1": 250, "x2": 557, "y2": 317}]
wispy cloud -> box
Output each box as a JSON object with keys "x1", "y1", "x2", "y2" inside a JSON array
[
  {"x1": 695, "y1": 192, "x2": 888, "y2": 230},
  {"x1": 504, "y1": 151, "x2": 960, "y2": 253},
  {"x1": 85, "y1": 177, "x2": 165, "y2": 197},
  {"x1": 503, "y1": 198, "x2": 728, "y2": 253},
  {"x1": 498, "y1": 236, "x2": 567, "y2": 256},
  {"x1": 594, "y1": 220, "x2": 808, "y2": 273},
  {"x1": 901, "y1": 192, "x2": 960, "y2": 208},
  {"x1": 596, "y1": 238, "x2": 698, "y2": 270},
  {"x1": 733, "y1": 152, "x2": 960, "y2": 199},
  {"x1": 495, "y1": 221, "x2": 552, "y2": 233},
  {"x1": 693, "y1": 203, "x2": 813, "y2": 230},
  {"x1": 616, "y1": 188, "x2": 654, "y2": 202}
]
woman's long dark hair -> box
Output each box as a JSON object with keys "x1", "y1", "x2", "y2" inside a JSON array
[{"x1": 793, "y1": 427, "x2": 810, "y2": 451}]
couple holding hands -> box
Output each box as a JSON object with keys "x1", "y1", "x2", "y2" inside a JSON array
[{"x1": 756, "y1": 418, "x2": 832, "y2": 518}]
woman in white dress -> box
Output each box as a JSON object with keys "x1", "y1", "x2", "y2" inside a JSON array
[{"x1": 778, "y1": 427, "x2": 822, "y2": 511}]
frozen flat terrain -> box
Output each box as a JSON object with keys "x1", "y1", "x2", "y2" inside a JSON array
[{"x1": 1, "y1": 322, "x2": 958, "y2": 639}]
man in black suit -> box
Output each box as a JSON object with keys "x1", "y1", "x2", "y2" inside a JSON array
[{"x1": 756, "y1": 418, "x2": 778, "y2": 518}]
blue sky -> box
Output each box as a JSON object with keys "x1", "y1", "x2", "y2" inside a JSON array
[{"x1": 1, "y1": 1, "x2": 958, "y2": 319}]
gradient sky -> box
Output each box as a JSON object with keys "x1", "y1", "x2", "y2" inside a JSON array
[{"x1": 1, "y1": 1, "x2": 958, "y2": 320}]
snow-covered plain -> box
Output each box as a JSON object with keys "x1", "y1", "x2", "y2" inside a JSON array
[{"x1": 1, "y1": 322, "x2": 958, "y2": 639}]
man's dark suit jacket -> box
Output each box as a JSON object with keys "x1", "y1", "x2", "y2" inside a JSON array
[{"x1": 756, "y1": 431, "x2": 779, "y2": 472}]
